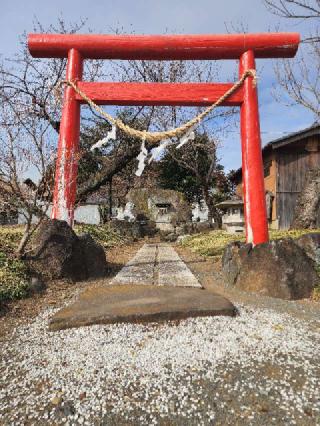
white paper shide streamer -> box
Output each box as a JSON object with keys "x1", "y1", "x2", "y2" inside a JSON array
[
  {"x1": 135, "y1": 125, "x2": 198, "y2": 177},
  {"x1": 148, "y1": 139, "x2": 171, "y2": 164},
  {"x1": 176, "y1": 125, "x2": 196, "y2": 149},
  {"x1": 135, "y1": 136, "x2": 148, "y2": 176},
  {"x1": 90, "y1": 125, "x2": 117, "y2": 151}
]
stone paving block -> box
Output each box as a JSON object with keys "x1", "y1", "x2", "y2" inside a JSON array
[
  {"x1": 157, "y1": 244, "x2": 201, "y2": 288},
  {"x1": 49, "y1": 285, "x2": 236, "y2": 331},
  {"x1": 111, "y1": 244, "x2": 156, "y2": 285}
]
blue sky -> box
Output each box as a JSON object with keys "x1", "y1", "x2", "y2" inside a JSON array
[{"x1": 0, "y1": 0, "x2": 315, "y2": 171}]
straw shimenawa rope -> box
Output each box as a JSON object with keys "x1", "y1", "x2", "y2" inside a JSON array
[{"x1": 57, "y1": 69, "x2": 257, "y2": 144}]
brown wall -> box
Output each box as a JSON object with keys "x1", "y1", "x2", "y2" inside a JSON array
[
  {"x1": 235, "y1": 151, "x2": 277, "y2": 224},
  {"x1": 263, "y1": 152, "x2": 277, "y2": 223},
  {"x1": 234, "y1": 133, "x2": 320, "y2": 229},
  {"x1": 276, "y1": 135, "x2": 320, "y2": 229}
]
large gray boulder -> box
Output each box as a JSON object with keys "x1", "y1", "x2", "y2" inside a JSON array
[
  {"x1": 78, "y1": 233, "x2": 107, "y2": 279},
  {"x1": 222, "y1": 241, "x2": 252, "y2": 286},
  {"x1": 31, "y1": 219, "x2": 106, "y2": 281},
  {"x1": 222, "y1": 239, "x2": 318, "y2": 300},
  {"x1": 294, "y1": 233, "x2": 320, "y2": 264}
]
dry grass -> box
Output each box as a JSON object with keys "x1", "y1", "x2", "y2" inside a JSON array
[
  {"x1": 75, "y1": 223, "x2": 131, "y2": 249},
  {"x1": 180, "y1": 228, "x2": 320, "y2": 258},
  {"x1": 312, "y1": 286, "x2": 320, "y2": 302}
]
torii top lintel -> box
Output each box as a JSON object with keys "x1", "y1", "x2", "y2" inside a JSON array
[{"x1": 28, "y1": 32, "x2": 300, "y2": 60}]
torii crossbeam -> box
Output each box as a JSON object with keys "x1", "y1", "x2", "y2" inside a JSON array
[{"x1": 28, "y1": 32, "x2": 300, "y2": 245}]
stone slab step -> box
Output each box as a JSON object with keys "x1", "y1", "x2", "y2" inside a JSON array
[{"x1": 49, "y1": 285, "x2": 236, "y2": 331}]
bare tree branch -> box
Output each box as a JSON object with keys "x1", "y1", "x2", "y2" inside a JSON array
[
  {"x1": 264, "y1": 0, "x2": 320, "y2": 19},
  {"x1": 263, "y1": 0, "x2": 320, "y2": 120}
]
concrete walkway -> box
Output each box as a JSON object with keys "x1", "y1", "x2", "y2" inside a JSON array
[{"x1": 111, "y1": 243, "x2": 201, "y2": 288}]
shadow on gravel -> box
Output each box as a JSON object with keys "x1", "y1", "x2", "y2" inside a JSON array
[{"x1": 105, "y1": 261, "x2": 126, "y2": 277}]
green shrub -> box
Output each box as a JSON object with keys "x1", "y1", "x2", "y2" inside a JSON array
[
  {"x1": 0, "y1": 226, "x2": 24, "y2": 253},
  {"x1": 0, "y1": 227, "x2": 29, "y2": 302},
  {"x1": 0, "y1": 250, "x2": 29, "y2": 302}
]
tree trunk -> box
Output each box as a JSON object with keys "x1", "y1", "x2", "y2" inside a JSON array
[
  {"x1": 211, "y1": 205, "x2": 222, "y2": 229},
  {"x1": 291, "y1": 168, "x2": 320, "y2": 229},
  {"x1": 16, "y1": 212, "x2": 46, "y2": 257},
  {"x1": 202, "y1": 187, "x2": 222, "y2": 228},
  {"x1": 16, "y1": 221, "x2": 32, "y2": 258}
]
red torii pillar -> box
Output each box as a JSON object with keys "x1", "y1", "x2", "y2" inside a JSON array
[{"x1": 28, "y1": 32, "x2": 300, "y2": 245}]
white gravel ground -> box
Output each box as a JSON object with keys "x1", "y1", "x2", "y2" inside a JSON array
[{"x1": 0, "y1": 303, "x2": 319, "y2": 425}]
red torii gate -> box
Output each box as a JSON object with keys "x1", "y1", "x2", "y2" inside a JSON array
[{"x1": 28, "y1": 32, "x2": 300, "y2": 245}]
